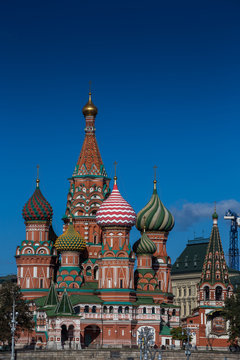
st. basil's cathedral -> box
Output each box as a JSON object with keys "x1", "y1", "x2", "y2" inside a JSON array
[
  {"x1": 15, "y1": 91, "x2": 179, "y2": 349},
  {"x1": 14, "y1": 92, "x2": 233, "y2": 350}
]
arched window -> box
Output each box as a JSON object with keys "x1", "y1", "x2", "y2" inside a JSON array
[
  {"x1": 172, "y1": 309, "x2": 176, "y2": 316},
  {"x1": 40, "y1": 279, "x2": 43, "y2": 288},
  {"x1": 94, "y1": 266, "x2": 99, "y2": 280},
  {"x1": 143, "y1": 307, "x2": 147, "y2": 314},
  {"x1": 152, "y1": 307, "x2": 155, "y2": 314},
  {"x1": 84, "y1": 305, "x2": 89, "y2": 313},
  {"x1": 86, "y1": 266, "x2": 92, "y2": 276},
  {"x1": 125, "y1": 306, "x2": 129, "y2": 314},
  {"x1": 68, "y1": 325, "x2": 74, "y2": 341},
  {"x1": 215, "y1": 286, "x2": 222, "y2": 301},
  {"x1": 103, "y1": 306, "x2": 107, "y2": 313},
  {"x1": 93, "y1": 235, "x2": 97, "y2": 244},
  {"x1": 74, "y1": 306, "x2": 80, "y2": 314},
  {"x1": 109, "y1": 306, "x2": 114, "y2": 313},
  {"x1": 204, "y1": 286, "x2": 210, "y2": 300},
  {"x1": 161, "y1": 308, "x2": 165, "y2": 315},
  {"x1": 118, "y1": 306, "x2": 123, "y2": 314},
  {"x1": 92, "y1": 306, "x2": 96, "y2": 313}
]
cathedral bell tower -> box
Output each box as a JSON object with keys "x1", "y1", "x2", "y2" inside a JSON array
[
  {"x1": 96, "y1": 174, "x2": 136, "y2": 302},
  {"x1": 198, "y1": 210, "x2": 233, "y2": 306},
  {"x1": 16, "y1": 175, "x2": 57, "y2": 299},
  {"x1": 136, "y1": 178, "x2": 174, "y2": 302},
  {"x1": 64, "y1": 90, "x2": 111, "y2": 283}
]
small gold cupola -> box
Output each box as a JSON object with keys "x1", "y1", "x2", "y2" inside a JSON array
[{"x1": 82, "y1": 91, "x2": 98, "y2": 117}]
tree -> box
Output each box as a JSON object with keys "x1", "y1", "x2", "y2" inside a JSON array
[
  {"x1": 0, "y1": 282, "x2": 33, "y2": 345},
  {"x1": 223, "y1": 289, "x2": 240, "y2": 345},
  {"x1": 170, "y1": 327, "x2": 192, "y2": 342}
]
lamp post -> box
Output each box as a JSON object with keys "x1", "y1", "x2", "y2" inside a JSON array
[
  {"x1": 10, "y1": 297, "x2": 18, "y2": 360},
  {"x1": 138, "y1": 327, "x2": 163, "y2": 360},
  {"x1": 182, "y1": 328, "x2": 191, "y2": 360}
]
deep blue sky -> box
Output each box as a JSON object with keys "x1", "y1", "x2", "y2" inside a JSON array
[{"x1": 1, "y1": 0, "x2": 240, "y2": 275}]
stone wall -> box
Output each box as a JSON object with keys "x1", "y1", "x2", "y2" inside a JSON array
[{"x1": 0, "y1": 349, "x2": 240, "y2": 360}]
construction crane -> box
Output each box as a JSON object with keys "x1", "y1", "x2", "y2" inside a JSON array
[{"x1": 224, "y1": 209, "x2": 240, "y2": 270}]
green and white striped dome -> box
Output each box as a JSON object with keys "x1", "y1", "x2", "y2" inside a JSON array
[
  {"x1": 136, "y1": 180, "x2": 174, "y2": 232},
  {"x1": 133, "y1": 231, "x2": 157, "y2": 255}
]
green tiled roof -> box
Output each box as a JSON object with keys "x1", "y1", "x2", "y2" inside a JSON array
[
  {"x1": 55, "y1": 289, "x2": 74, "y2": 315},
  {"x1": 34, "y1": 296, "x2": 47, "y2": 307},
  {"x1": 160, "y1": 325, "x2": 171, "y2": 335},
  {"x1": 80, "y1": 282, "x2": 98, "y2": 290},
  {"x1": 135, "y1": 296, "x2": 154, "y2": 305},
  {"x1": 171, "y1": 237, "x2": 209, "y2": 274},
  {"x1": 70, "y1": 294, "x2": 103, "y2": 305},
  {"x1": 44, "y1": 281, "x2": 58, "y2": 307}
]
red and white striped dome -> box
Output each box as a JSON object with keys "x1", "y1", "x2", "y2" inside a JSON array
[{"x1": 96, "y1": 181, "x2": 136, "y2": 227}]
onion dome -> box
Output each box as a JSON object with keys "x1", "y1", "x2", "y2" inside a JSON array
[
  {"x1": 96, "y1": 177, "x2": 136, "y2": 227},
  {"x1": 55, "y1": 222, "x2": 86, "y2": 252},
  {"x1": 22, "y1": 178, "x2": 53, "y2": 222},
  {"x1": 136, "y1": 180, "x2": 174, "y2": 232},
  {"x1": 82, "y1": 91, "x2": 98, "y2": 117},
  {"x1": 133, "y1": 230, "x2": 157, "y2": 255},
  {"x1": 212, "y1": 210, "x2": 218, "y2": 220}
]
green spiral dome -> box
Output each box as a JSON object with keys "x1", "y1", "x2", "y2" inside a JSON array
[
  {"x1": 136, "y1": 181, "x2": 174, "y2": 232},
  {"x1": 133, "y1": 231, "x2": 157, "y2": 255},
  {"x1": 55, "y1": 223, "x2": 86, "y2": 252}
]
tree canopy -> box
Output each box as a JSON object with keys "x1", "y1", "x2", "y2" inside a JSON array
[
  {"x1": 0, "y1": 282, "x2": 33, "y2": 344},
  {"x1": 223, "y1": 289, "x2": 240, "y2": 345},
  {"x1": 170, "y1": 327, "x2": 192, "y2": 342}
]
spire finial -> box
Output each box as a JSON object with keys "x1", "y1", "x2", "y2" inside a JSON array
[
  {"x1": 36, "y1": 164, "x2": 40, "y2": 188},
  {"x1": 89, "y1": 80, "x2": 92, "y2": 101},
  {"x1": 153, "y1": 165, "x2": 157, "y2": 189},
  {"x1": 114, "y1": 161, "x2": 117, "y2": 185},
  {"x1": 212, "y1": 201, "x2": 218, "y2": 224}
]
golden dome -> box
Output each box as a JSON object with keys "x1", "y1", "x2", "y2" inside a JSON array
[{"x1": 82, "y1": 92, "x2": 98, "y2": 117}]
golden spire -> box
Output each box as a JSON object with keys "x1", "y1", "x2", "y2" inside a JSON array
[
  {"x1": 153, "y1": 165, "x2": 157, "y2": 189},
  {"x1": 114, "y1": 161, "x2": 117, "y2": 185},
  {"x1": 82, "y1": 81, "x2": 98, "y2": 117},
  {"x1": 36, "y1": 164, "x2": 40, "y2": 188}
]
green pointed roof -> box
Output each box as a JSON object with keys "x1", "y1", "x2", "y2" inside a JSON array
[
  {"x1": 44, "y1": 281, "x2": 58, "y2": 307},
  {"x1": 136, "y1": 180, "x2": 174, "y2": 232},
  {"x1": 55, "y1": 289, "x2": 74, "y2": 315},
  {"x1": 133, "y1": 231, "x2": 156, "y2": 255},
  {"x1": 200, "y1": 214, "x2": 230, "y2": 285}
]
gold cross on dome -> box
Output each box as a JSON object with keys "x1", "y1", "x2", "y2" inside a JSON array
[
  {"x1": 89, "y1": 80, "x2": 92, "y2": 94},
  {"x1": 114, "y1": 161, "x2": 118, "y2": 178},
  {"x1": 37, "y1": 164, "x2": 40, "y2": 176},
  {"x1": 36, "y1": 164, "x2": 40, "y2": 187},
  {"x1": 153, "y1": 165, "x2": 157, "y2": 180}
]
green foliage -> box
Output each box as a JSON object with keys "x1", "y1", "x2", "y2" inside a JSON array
[
  {"x1": 223, "y1": 289, "x2": 240, "y2": 344},
  {"x1": 170, "y1": 327, "x2": 192, "y2": 342},
  {"x1": 0, "y1": 282, "x2": 33, "y2": 344}
]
